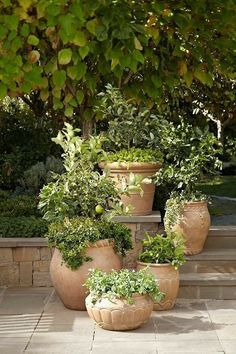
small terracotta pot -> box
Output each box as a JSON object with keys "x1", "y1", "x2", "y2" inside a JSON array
[
  {"x1": 173, "y1": 200, "x2": 211, "y2": 255},
  {"x1": 99, "y1": 162, "x2": 161, "y2": 215},
  {"x1": 50, "y1": 239, "x2": 122, "y2": 311},
  {"x1": 136, "y1": 262, "x2": 179, "y2": 310},
  {"x1": 85, "y1": 293, "x2": 153, "y2": 331}
]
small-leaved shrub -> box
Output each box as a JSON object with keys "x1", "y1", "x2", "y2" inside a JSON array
[
  {"x1": 85, "y1": 268, "x2": 164, "y2": 304},
  {"x1": 139, "y1": 232, "x2": 185, "y2": 269},
  {"x1": 0, "y1": 216, "x2": 48, "y2": 238},
  {"x1": 47, "y1": 218, "x2": 132, "y2": 269},
  {"x1": 106, "y1": 147, "x2": 163, "y2": 163}
]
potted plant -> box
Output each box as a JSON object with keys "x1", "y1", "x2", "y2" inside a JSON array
[
  {"x1": 85, "y1": 268, "x2": 164, "y2": 331},
  {"x1": 39, "y1": 123, "x2": 132, "y2": 310},
  {"x1": 154, "y1": 120, "x2": 222, "y2": 255},
  {"x1": 137, "y1": 232, "x2": 185, "y2": 310},
  {"x1": 95, "y1": 84, "x2": 163, "y2": 215}
]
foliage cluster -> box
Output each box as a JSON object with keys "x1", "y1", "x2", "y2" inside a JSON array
[
  {"x1": 106, "y1": 148, "x2": 163, "y2": 164},
  {"x1": 47, "y1": 218, "x2": 132, "y2": 269},
  {"x1": 85, "y1": 268, "x2": 164, "y2": 304},
  {"x1": 0, "y1": 216, "x2": 47, "y2": 238},
  {"x1": 39, "y1": 123, "x2": 124, "y2": 222},
  {"x1": 139, "y1": 232, "x2": 185, "y2": 269},
  {"x1": 0, "y1": 1, "x2": 234, "y2": 122}
]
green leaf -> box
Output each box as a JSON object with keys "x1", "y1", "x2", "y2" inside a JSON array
[
  {"x1": 133, "y1": 50, "x2": 144, "y2": 64},
  {"x1": 65, "y1": 106, "x2": 73, "y2": 117},
  {"x1": 194, "y1": 68, "x2": 208, "y2": 85},
  {"x1": 52, "y1": 70, "x2": 66, "y2": 88},
  {"x1": 183, "y1": 71, "x2": 193, "y2": 87},
  {"x1": 40, "y1": 88, "x2": 49, "y2": 101},
  {"x1": 67, "y1": 66, "x2": 77, "y2": 80},
  {"x1": 73, "y1": 31, "x2": 87, "y2": 46},
  {"x1": 86, "y1": 18, "x2": 99, "y2": 35},
  {"x1": 58, "y1": 49, "x2": 72, "y2": 65},
  {"x1": 134, "y1": 37, "x2": 143, "y2": 50},
  {"x1": 151, "y1": 75, "x2": 162, "y2": 88},
  {"x1": 79, "y1": 46, "x2": 89, "y2": 59},
  {"x1": 0, "y1": 83, "x2": 7, "y2": 99},
  {"x1": 6, "y1": 15, "x2": 19, "y2": 31},
  {"x1": 27, "y1": 35, "x2": 39, "y2": 46},
  {"x1": 76, "y1": 90, "x2": 84, "y2": 104},
  {"x1": 76, "y1": 62, "x2": 87, "y2": 80},
  {"x1": 20, "y1": 24, "x2": 30, "y2": 37}
]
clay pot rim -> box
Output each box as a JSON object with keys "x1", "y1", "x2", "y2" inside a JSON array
[
  {"x1": 99, "y1": 161, "x2": 162, "y2": 171},
  {"x1": 183, "y1": 200, "x2": 208, "y2": 208},
  {"x1": 88, "y1": 238, "x2": 114, "y2": 248},
  {"x1": 137, "y1": 261, "x2": 175, "y2": 268}
]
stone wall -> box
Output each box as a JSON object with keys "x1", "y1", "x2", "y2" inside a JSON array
[{"x1": 0, "y1": 213, "x2": 161, "y2": 287}]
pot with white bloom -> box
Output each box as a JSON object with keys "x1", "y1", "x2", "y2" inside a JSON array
[
  {"x1": 137, "y1": 232, "x2": 185, "y2": 311},
  {"x1": 99, "y1": 148, "x2": 162, "y2": 216},
  {"x1": 85, "y1": 268, "x2": 164, "y2": 331}
]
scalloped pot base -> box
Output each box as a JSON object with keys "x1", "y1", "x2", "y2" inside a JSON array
[
  {"x1": 99, "y1": 162, "x2": 161, "y2": 215},
  {"x1": 136, "y1": 262, "x2": 179, "y2": 311},
  {"x1": 173, "y1": 201, "x2": 211, "y2": 255},
  {"x1": 50, "y1": 240, "x2": 122, "y2": 310},
  {"x1": 85, "y1": 293, "x2": 153, "y2": 331}
]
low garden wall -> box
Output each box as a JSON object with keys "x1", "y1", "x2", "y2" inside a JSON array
[{"x1": 0, "y1": 213, "x2": 161, "y2": 287}]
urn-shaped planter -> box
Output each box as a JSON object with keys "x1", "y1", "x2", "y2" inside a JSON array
[
  {"x1": 136, "y1": 262, "x2": 179, "y2": 311},
  {"x1": 50, "y1": 239, "x2": 122, "y2": 311},
  {"x1": 173, "y1": 201, "x2": 211, "y2": 255},
  {"x1": 85, "y1": 293, "x2": 153, "y2": 331},
  {"x1": 100, "y1": 162, "x2": 161, "y2": 215}
]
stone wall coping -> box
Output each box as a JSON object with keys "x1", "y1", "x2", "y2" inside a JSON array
[
  {"x1": 208, "y1": 225, "x2": 236, "y2": 236},
  {"x1": 0, "y1": 238, "x2": 47, "y2": 247},
  {"x1": 113, "y1": 211, "x2": 161, "y2": 223}
]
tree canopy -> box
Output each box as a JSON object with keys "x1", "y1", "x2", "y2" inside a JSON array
[{"x1": 0, "y1": 0, "x2": 235, "y2": 122}]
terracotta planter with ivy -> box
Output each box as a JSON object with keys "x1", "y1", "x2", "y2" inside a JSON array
[
  {"x1": 50, "y1": 240, "x2": 122, "y2": 311},
  {"x1": 173, "y1": 201, "x2": 211, "y2": 255},
  {"x1": 86, "y1": 293, "x2": 153, "y2": 331},
  {"x1": 100, "y1": 162, "x2": 161, "y2": 215},
  {"x1": 136, "y1": 262, "x2": 179, "y2": 310}
]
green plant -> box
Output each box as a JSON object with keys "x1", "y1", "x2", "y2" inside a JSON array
[
  {"x1": 47, "y1": 218, "x2": 132, "y2": 269},
  {"x1": 106, "y1": 147, "x2": 163, "y2": 163},
  {"x1": 0, "y1": 216, "x2": 48, "y2": 238},
  {"x1": 164, "y1": 190, "x2": 208, "y2": 233},
  {"x1": 85, "y1": 268, "x2": 164, "y2": 305},
  {"x1": 0, "y1": 194, "x2": 39, "y2": 217},
  {"x1": 154, "y1": 119, "x2": 222, "y2": 202},
  {"x1": 19, "y1": 156, "x2": 64, "y2": 194},
  {"x1": 139, "y1": 231, "x2": 185, "y2": 269},
  {"x1": 39, "y1": 123, "x2": 125, "y2": 222},
  {"x1": 0, "y1": 2, "x2": 234, "y2": 124}
]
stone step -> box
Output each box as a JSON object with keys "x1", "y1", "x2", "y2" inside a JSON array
[
  {"x1": 178, "y1": 272, "x2": 236, "y2": 299},
  {"x1": 181, "y1": 249, "x2": 236, "y2": 274},
  {"x1": 205, "y1": 226, "x2": 236, "y2": 249}
]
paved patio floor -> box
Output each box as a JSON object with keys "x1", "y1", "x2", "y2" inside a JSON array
[{"x1": 0, "y1": 287, "x2": 236, "y2": 354}]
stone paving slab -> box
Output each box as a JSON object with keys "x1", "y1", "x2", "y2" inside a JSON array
[{"x1": 0, "y1": 288, "x2": 236, "y2": 353}]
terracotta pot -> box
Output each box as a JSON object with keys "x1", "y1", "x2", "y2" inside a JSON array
[
  {"x1": 100, "y1": 162, "x2": 161, "y2": 215},
  {"x1": 173, "y1": 200, "x2": 211, "y2": 255},
  {"x1": 85, "y1": 293, "x2": 153, "y2": 331},
  {"x1": 50, "y1": 239, "x2": 122, "y2": 311},
  {"x1": 136, "y1": 262, "x2": 179, "y2": 310}
]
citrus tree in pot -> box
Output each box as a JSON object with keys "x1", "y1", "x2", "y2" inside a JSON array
[
  {"x1": 154, "y1": 120, "x2": 222, "y2": 255},
  {"x1": 85, "y1": 268, "x2": 164, "y2": 331},
  {"x1": 137, "y1": 232, "x2": 185, "y2": 310},
  {"x1": 95, "y1": 84, "x2": 163, "y2": 216},
  {"x1": 39, "y1": 123, "x2": 132, "y2": 310}
]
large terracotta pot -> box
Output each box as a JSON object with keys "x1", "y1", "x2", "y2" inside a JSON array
[
  {"x1": 50, "y1": 239, "x2": 122, "y2": 311},
  {"x1": 100, "y1": 162, "x2": 161, "y2": 215},
  {"x1": 85, "y1": 293, "x2": 153, "y2": 331},
  {"x1": 136, "y1": 262, "x2": 179, "y2": 310},
  {"x1": 173, "y1": 201, "x2": 211, "y2": 255}
]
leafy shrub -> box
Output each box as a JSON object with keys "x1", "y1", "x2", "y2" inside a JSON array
[
  {"x1": 47, "y1": 218, "x2": 132, "y2": 269},
  {"x1": 19, "y1": 156, "x2": 64, "y2": 194},
  {"x1": 0, "y1": 217, "x2": 48, "y2": 238},
  {"x1": 0, "y1": 194, "x2": 39, "y2": 217},
  {"x1": 85, "y1": 268, "x2": 164, "y2": 304},
  {"x1": 139, "y1": 232, "x2": 185, "y2": 269},
  {"x1": 106, "y1": 147, "x2": 163, "y2": 163},
  {"x1": 39, "y1": 123, "x2": 124, "y2": 222}
]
